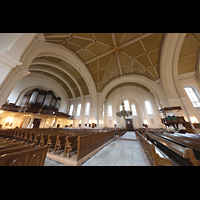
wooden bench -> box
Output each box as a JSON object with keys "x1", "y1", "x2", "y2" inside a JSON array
[
  {"x1": 0, "y1": 139, "x2": 15, "y2": 145},
  {"x1": 65, "y1": 136, "x2": 78, "y2": 158},
  {"x1": 0, "y1": 145, "x2": 49, "y2": 166},
  {"x1": 33, "y1": 133, "x2": 43, "y2": 145},
  {"x1": 46, "y1": 134, "x2": 57, "y2": 152},
  {"x1": 0, "y1": 143, "x2": 35, "y2": 156},
  {"x1": 149, "y1": 131, "x2": 200, "y2": 160},
  {"x1": 0, "y1": 141, "x2": 25, "y2": 150},
  {"x1": 54, "y1": 135, "x2": 67, "y2": 154},
  {"x1": 77, "y1": 131, "x2": 115, "y2": 161},
  {"x1": 135, "y1": 130, "x2": 173, "y2": 166},
  {"x1": 39, "y1": 134, "x2": 49, "y2": 146},
  {"x1": 145, "y1": 131, "x2": 200, "y2": 166}
]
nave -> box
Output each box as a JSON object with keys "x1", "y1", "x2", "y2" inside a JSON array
[{"x1": 44, "y1": 131, "x2": 147, "y2": 166}]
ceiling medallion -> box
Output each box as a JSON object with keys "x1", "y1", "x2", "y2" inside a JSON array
[{"x1": 116, "y1": 102, "x2": 132, "y2": 119}]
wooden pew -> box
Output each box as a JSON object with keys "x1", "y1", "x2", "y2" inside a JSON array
[
  {"x1": 54, "y1": 135, "x2": 66, "y2": 154},
  {"x1": 146, "y1": 131, "x2": 200, "y2": 166},
  {"x1": 0, "y1": 145, "x2": 49, "y2": 166},
  {"x1": 0, "y1": 141, "x2": 25, "y2": 150},
  {"x1": 39, "y1": 134, "x2": 49, "y2": 146},
  {"x1": 150, "y1": 131, "x2": 200, "y2": 160},
  {"x1": 27, "y1": 132, "x2": 35, "y2": 144},
  {"x1": 64, "y1": 136, "x2": 78, "y2": 158},
  {"x1": 0, "y1": 143, "x2": 35, "y2": 156},
  {"x1": 46, "y1": 134, "x2": 57, "y2": 152},
  {"x1": 135, "y1": 130, "x2": 173, "y2": 166},
  {"x1": 77, "y1": 131, "x2": 115, "y2": 161},
  {"x1": 33, "y1": 133, "x2": 42, "y2": 145},
  {"x1": 0, "y1": 139, "x2": 16, "y2": 145}
]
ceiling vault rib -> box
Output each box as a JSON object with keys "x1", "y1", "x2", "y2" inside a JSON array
[
  {"x1": 85, "y1": 49, "x2": 114, "y2": 64},
  {"x1": 111, "y1": 33, "x2": 122, "y2": 76},
  {"x1": 84, "y1": 33, "x2": 154, "y2": 65},
  {"x1": 45, "y1": 34, "x2": 71, "y2": 39},
  {"x1": 139, "y1": 39, "x2": 157, "y2": 79},
  {"x1": 118, "y1": 33, "x2": 154, "y2": 50},
  {"x1": 42, "y1": 33, "x2": 169, "y2": 93}
]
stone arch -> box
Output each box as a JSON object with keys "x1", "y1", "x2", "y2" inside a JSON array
[
  {"x1": 29, "y1": 66, "x2": 76, "y2": 102},
  {"x1": 99, "y1": 74, "x2": 166, "y2": 110},
  {"x1": 21, "y1": 42, "x2": 98, "y2": 115},
  {"x1": 159, "y1": 33, "x2": 198, "y2": 132},
  {"x1": 159, "y1": 33, "x2": 187, "y2": 100},
  {"x1": 8, "y1": 72, "x2": 69, "y2": 113},
  {"x1": 31, "y1": 58, "x2": 85, "y2": 100}
]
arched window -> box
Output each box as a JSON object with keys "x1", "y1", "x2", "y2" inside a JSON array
[
  {"x1": 85, "y1": 102, "x2": 90, "y2": 116},
  {"x1": 184, "y1": 86, "x2": 200, "y2": 107},
  {"x1": 76, "y1": 103, "x2": 81, "y2": 117},
  {"x1": 124, "y1": 100, "x2": 130, "y2": 111},
  {"x1": 119, "y1": 100, "x2": 130, "y2": 111},
  {"x1": 131, "y1": 104, "x2": 137, "y2": 116},
  {"x1": 69, "y1": 104, "x2": 74, "y2": 115},
  {"x1": 145, "y1": 100, "x2": 153, "y2": 115},
  {"x1": 108, "y1": 105, "x2": 112, "y2": 117}
]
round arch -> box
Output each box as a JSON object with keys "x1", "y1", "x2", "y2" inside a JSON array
[
  {"x1": 12, "y1": 72, "x2": 70, "y2": 113},
  {"x1": 29, "y1": 66, "x2": 76, "y2": 101},
  {"x1": 21, "y1": 42, "x2": 98, "y2": 113},
  {"x1": 160, "y1": 33, "x2": 187, "y2": 100},
  {"x1": 99, "y1": 74, "x2": 166, "y2": 110},
  {"x1": 31, "y1": 58, "x2": 85, "y2": 100}
]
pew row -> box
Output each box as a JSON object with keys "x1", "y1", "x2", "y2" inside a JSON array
[
  {"x1": 0, "y1": 145, "x2": 49, "y2": 166},
  {"x1": 77, "y1": 131, "x2": 115, "y2": 161},
  {"x1": 146, "y1": 131, "x2": 200, "y2": 166},
  {"x1": 136, "y1": 128, "x2": 200, "y2": 166},
  {"x1": 0, "y1": 128, "x2": 119, "y2": 166},
  {"x1": 135, "y1": 130, "x2": 173, "y2": 166}
]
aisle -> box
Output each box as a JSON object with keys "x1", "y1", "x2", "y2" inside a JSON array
[{"x1": 82, "y1": 131, "x2": 147, "y2": 166}]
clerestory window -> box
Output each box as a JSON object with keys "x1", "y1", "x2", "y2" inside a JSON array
[{"x1": 184, "y1": 86, "x2": 200, "y2": 107}]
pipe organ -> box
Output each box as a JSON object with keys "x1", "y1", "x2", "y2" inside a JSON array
[{"x1": 26, "y1": 89, "x2": 61, "y2": 111}]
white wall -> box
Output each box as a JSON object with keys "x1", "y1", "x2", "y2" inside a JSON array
[
  {"x1": 7, "y1": 73, "x2": 69, "y2": 113},
  {"x1": 69, "y1": 95, "x2": 91, "y2": 128},
  {"x1": 179, "y1": 72, "x2": 200, "y2": 122},
  {"x1": 103, "y1": 85, "x2": 162, "y2": 129}
]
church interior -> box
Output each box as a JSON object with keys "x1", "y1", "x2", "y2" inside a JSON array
[{"x1": 0, "y1": 33, "x2": 200, "y2": 166}]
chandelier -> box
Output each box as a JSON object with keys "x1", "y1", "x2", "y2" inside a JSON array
[{"x1": 116, "y1": 102, "x2": 132, "y2": 119}]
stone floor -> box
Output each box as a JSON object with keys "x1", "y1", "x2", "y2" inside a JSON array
[
  {"x1": 44, "y1": 158, "x2": 67, "y2": 166},
  {"x1": 82, "y1": 131, "x2": 147, "y2": 166},
  {"x1": 44, "y1": 131, "x2": 147, "y2": 166}
]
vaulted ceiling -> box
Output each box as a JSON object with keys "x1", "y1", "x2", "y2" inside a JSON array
[
  {"x1": 29, "y1": 33, "x2": 200, "y2": 99},
  {"x1": 178, "y1": 33, "x2": 200, "y2": 74}
]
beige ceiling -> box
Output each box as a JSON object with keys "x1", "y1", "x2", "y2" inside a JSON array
[
  {"x1": 178, "y1": 33, "x2": 200, "y2": 74},
  {"x1": 29, "y1": 33, "x2": 200, "y2": 99},
  {"x1": 43, "y1": 33, "x2": 165, "y2": 93},
  {"x1": 29, "y1": 56, "x2": 89, "y2": 99}
]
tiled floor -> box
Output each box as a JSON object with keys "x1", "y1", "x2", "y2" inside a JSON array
[
  {"x1": 44, "y1": 158, "x2": 67, "y2": 166},
  {"x1": 44, "y1": 131, "x2": 147, "y2": 166},
  {"x1": 82, "y1": 131, "x2": 147, "y2": 166}
]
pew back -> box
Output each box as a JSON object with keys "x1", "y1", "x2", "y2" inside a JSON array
[
  {"x1": 77, "y1": 131, "x2": 115, "y2": 161},
  {"x1": 0, "y1": 145, "x2": 49, "y2": 166}
]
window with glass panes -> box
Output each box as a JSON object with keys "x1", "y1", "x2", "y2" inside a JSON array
[{"x1": 184, "y1": 87, "x2": 200, "y2": 107}]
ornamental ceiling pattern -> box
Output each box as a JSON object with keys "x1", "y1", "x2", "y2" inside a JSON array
[
  {"x1": 43, "y1": 33, "x2": 164, "y2": 93},
  {"x1": 29, "y1": 33, "x2": 200, "y2": 99}
]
